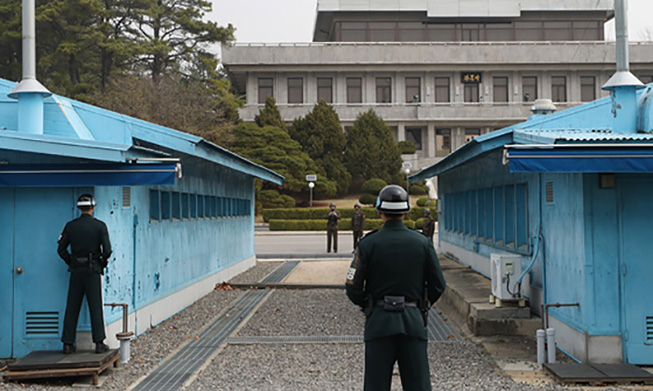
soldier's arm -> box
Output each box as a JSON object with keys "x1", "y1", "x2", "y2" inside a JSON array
[
  {"x1": 425, "y1": 244, "x2": 446, "y2": 304},
  {"x1": 57, "y1": 225, "x2": 72, "y2": 265},
  {"x1": 345, "y1": 248, "x2": 368, "y2": 307},
  {"x1": 100, "y1": 222, "x2": 112, "y2": 260}
]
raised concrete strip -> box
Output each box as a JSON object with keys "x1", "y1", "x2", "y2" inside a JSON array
[{"x1": 437, "y1": 256, "x2": 541, "y2": 337}]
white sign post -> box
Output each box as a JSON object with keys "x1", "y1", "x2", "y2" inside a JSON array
[{"x1": 308, "y1": 181, "x2": 315, "y2": 207}]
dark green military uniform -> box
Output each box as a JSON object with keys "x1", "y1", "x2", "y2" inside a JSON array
[
  {"x1": 326, "y1": 208, "x2": 340, "y2": 253},
  {"x1": 422, "y1": 215, "x2": 436, "y2": 243},
  {"x1": 346, "y1": 219, "x2": 446, "y2": 391},
  {"x1": 351, "y1": 208, "x2": 366, "y2": 250},
  {"x1": 57, "y1": 214, "x2": 112, "y2": 346}
]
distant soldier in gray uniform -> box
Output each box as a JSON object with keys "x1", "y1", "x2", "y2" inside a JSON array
[
  {"x1": 326, "y1": 203, "x2": 341, "y2": 253},
  {"x1": 57, "y1": 194, "x2": 112, "y2": 354},
  {"x1": 346, "y1": 185, "x2": 446, "y2": 391},
  {"x1": 351, "y1": 203, "x2": 366, "y2": 251},
  {"x1": 422, "y1": 209, "x2": 436, "y2": 243}
]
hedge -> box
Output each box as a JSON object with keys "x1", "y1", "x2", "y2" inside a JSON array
[
  {"x1": 416, "y1": 197, "x2": 437, "y2": 208},
  {"x1": 269, "y1": 219, "x2": 416, "y2": 231},
  {"x1": 359, "y1": 193, "x2": 376, "y2": 205},
  {"x1": 361, "y1": 178, "x2": 387, "y2": 195},
  {"x1": 262, "y1": 207, "x2": 436, "y2": 223},
  {"x1": 409, "y1": 185, "x2": 428, "y2": 195}
]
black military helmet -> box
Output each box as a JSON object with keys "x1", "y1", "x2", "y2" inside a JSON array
[
  {"x1": 329, "y1": 202, "x2": 336, "y2": 207},
  {"x1": 77, "y1": 194, "x2": 96, "y2": 208},
  {"x1": 375, "y1": 185, "x2": 410, "y2": 215}
]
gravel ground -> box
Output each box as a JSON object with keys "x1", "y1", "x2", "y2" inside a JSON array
[
  {"x1": 236, "y1": 289, "x2": 364, "y2": 337},
  {"x1": 191, "y1": 340, "x2": 638, "y2": 391}
]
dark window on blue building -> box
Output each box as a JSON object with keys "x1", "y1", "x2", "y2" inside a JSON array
[
  {"x1": 470, "y1": 190, "x2": 478, "y2": 237},
  {"x1": 182, "y1": 193, "x2": 189, "y2": 219},
  {"x1": 484, "y1": 188, "x2": 493, "y2": 241},
  {"x1": 172, "y1": 192, "x2": 181, "y2": 220},
  {"x1": 161, "y1": 191, "x2": 171, "y2": 220},
  {"x1": 150, "y1": 190, "x2": 160, "y2": 221},
  {"x1": 515, "y1": 184, "x2": 528, "y2": 249},
  {"x1": 504, "y1": 185, "x2": 515, "y2": 246},
  {"x1": 493, "y1": 187, "x2": 504, "y2": 243},
  {"x1": 198, "y1": 196, "x2": 205, "y2": 218},
  {"x1": 190, "y1": 194, "x2": 197, "y2": 218}
]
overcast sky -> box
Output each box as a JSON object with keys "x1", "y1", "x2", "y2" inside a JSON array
[{"x1": 210, "y1": 0, "x2": 653, "y2": 45}]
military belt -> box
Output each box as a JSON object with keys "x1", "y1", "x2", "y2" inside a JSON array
[{"x1": 374, "y1": 300, "x2": 418, "y2": 307}]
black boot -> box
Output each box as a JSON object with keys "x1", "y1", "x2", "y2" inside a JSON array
[
  {"x1": 63, "y1": 344, "x2": 76, "y2": 355},
  {"x1": 95, "y1": 342, "x2": 109, "y2": 354}
]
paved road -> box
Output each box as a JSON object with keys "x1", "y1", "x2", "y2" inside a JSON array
[{"x1": 255, "y1": 230, "x2": 439, "y2": 256}]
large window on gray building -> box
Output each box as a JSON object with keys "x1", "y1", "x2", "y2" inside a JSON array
[
  {"x1": 493, "y1": 77, "x2": 508, "y2": 103},
  {"x1": 399, "y1": 22, "x2": 426, "y2": 41},
  {"x1": 522, "y1": 76, "x2": 538, "y2": 102},
  {"x1": 287, "y1": 78, "x2": 303, "y2": 104},
  {"x1": 405, "y1": 77, "x2": 421, "y2": 103},
  {"x1": 464, "y1": 84, "x2": 479, "y2": 103},
  {"x1": 258, "y1": 78, "x2": 273, "y2": 104},
  {"x1": 544, "y1": 21, "x2": 572, "y2": 41},
  {"x1": 551, "y1": 76, "x2": 567, "y2": 102},
  {"x1": 370, "y1": 22, "x2": 396, "y2": 41},
  {"x1": 486, "y1": 23, "x2": 513, "y2": 41},
  {"x1": 461, "y1": 24, "x2": 481, "y2": 41},
  {"x1": 406, "y1": 128, "x2": 423, "y2": 150},
  {"x1": 347, "y1": 77, "x2": 362, "y2": 103},
  {"x1": 436, "y1": 128, "x2": 451, "y2": 156},
  {"x1": 427, "y1": 24, "x2": 456, "y2": 41},
  {"x1": 340, "y1": 22, "x2": 366, "y2": 41},
  {"x1": 435, "y1": 77, "x2": 450, "y2": 102},
  {"x1": 376, "y1": 77, "x2": 392, "y2": 103},
  {"x1": 317, "y1": 78, "x2": 333, "y2": 103},
  {"x1": 580, "y1": 76, "x2": 596, "y2": 102}
]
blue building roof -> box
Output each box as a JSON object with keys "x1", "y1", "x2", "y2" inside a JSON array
[
  {"x1": 0, "y1": 78, "x2": 284, "y2": 185},
  {"x1": 410, "y1": 85, "x2": 653, "y2": 181}
]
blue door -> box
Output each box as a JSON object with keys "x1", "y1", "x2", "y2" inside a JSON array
[
  {"x1": 12, "y1": 188, "x2": 75, "y2": 357},
  {"x1": 620, "y1": 180, "x2": 653, "y2": 364},
  {"x1": 0, "y1": 189, "x2": 15, "y2": 357}
]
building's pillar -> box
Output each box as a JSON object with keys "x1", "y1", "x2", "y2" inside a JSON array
[
  {"x1": 336, "y1": 72, "x2": 346, "y2": 104},
  {"x1": 398, "y1": 123, "x2": 406, "y2": 141},
  {"x1": 427, "y1": 123, "x2": 436, "y2": 158},
  {"x1": 306, "y1": 73, "x2": 317, "y2": 105},
  {"x1": 541, "y1": 73, "x2": 551, "y2": 100},
  {"x1": 569, "y1": 71, "x2": 580, "y2": 103},
  {"x1": 396, "y1": 73, "x2": 405, "y2": 103},
  {"x1": 365, "y1": 73, "x2": 375, "y2": 104},
  {"x1": 277, "y1": 74, "x2": 287, "y2": 104},
  {"x1": 247, "y1": 73, "x2": 256, "y2": 105}
]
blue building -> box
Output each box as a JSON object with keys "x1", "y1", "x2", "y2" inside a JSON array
[
  {"x1": 0, "y1": 77, "x2": 283, "y2": 358},
  {"x1": 411, "y1": 62, "x2": 653, "y2": 365}
]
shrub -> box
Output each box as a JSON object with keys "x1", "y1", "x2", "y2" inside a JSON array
[
  {"x1": 361, "y1": 178, "x2": 387, "y2": 195},
  {"x1": 259, "y1": 190, "x2": 296, "y2": 208},
  {"x1": 359, "y1": 193, "x2": 377, "y2": 206},
  {"x1": 416, "y1": 197, "x2": 437, "y2": 208},
  {"x1": 268, "y1": 219, "x2": 415, "y2": 231},
  {"x1": 409, "y1": 185, "x2": 428, "y2": 195},
  {"x1": 397, "y1": 140, "x2": 416, "y2": 154},
  {"x1": 262, "y1": 207, "x2": 380, "y2": 222},
  {"x1": 415, "y1": 218, "x2": 424, "y2": 229}
]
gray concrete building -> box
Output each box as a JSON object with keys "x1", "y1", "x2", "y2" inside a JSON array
[{"x1": 222, "y1": 0, "x2": 653, "y2": 173}]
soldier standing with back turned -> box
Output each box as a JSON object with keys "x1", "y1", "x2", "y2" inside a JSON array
[
  {"x1": 346, "y1": 185, "x2": 446, "y2": 391},
  {"x1": 57, "y1": 194, "x2": 112, "y2": 354},
  {"x1": 351, "y1": 203, "x2": 366, "y2": 251},
  {"x1": 326, "y1": 202, "x2": 341, "y2": 253}
]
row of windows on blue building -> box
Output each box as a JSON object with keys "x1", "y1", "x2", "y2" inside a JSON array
[
  {"x1": 443, "y1": 183, "x2": 529, "y2": 252},
  {"x1": 149, "y1": 190, "x2": 252, "y2": 221}
]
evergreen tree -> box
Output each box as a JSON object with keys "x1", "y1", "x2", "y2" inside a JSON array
[
  {"x1": 0, "y1": 0, "x2": 22, "y2": 82},
  {"x1": 344, "y1": 109, "x2": 403, "y2": 185},
  {"x1": 228, "y1": 123, "x2": 337, "y2": 196},
  {"x1": 289, "y1": 100, "x2": 350, "y2": 194},
  {"x1": 254, "y1": 96, "x2": 286, "y2": 130},
  {"x1": 132, "y1": 0, "x2": 234, "y2": 82}
]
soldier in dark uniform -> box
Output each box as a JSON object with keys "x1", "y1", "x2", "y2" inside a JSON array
[
  {"x1": 422, "y1": 209, "x2": 436, "y2": 243},
  {"x1": 351, "y1": 203, "x2": 366, "y2": 251},
  {"x1": 57, "y1": 194, "x2": 112, "y2": 354},
  {"x1": 326, "y1": 202, "x2": 340, "y2": 253},
  {"x1": 346, "y1": 185, "x2": 446, "y2": 391}
]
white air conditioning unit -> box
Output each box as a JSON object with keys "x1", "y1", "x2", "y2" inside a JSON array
[{"x1": 490, "y1": 253, "x2": 522, "y2": 303}]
